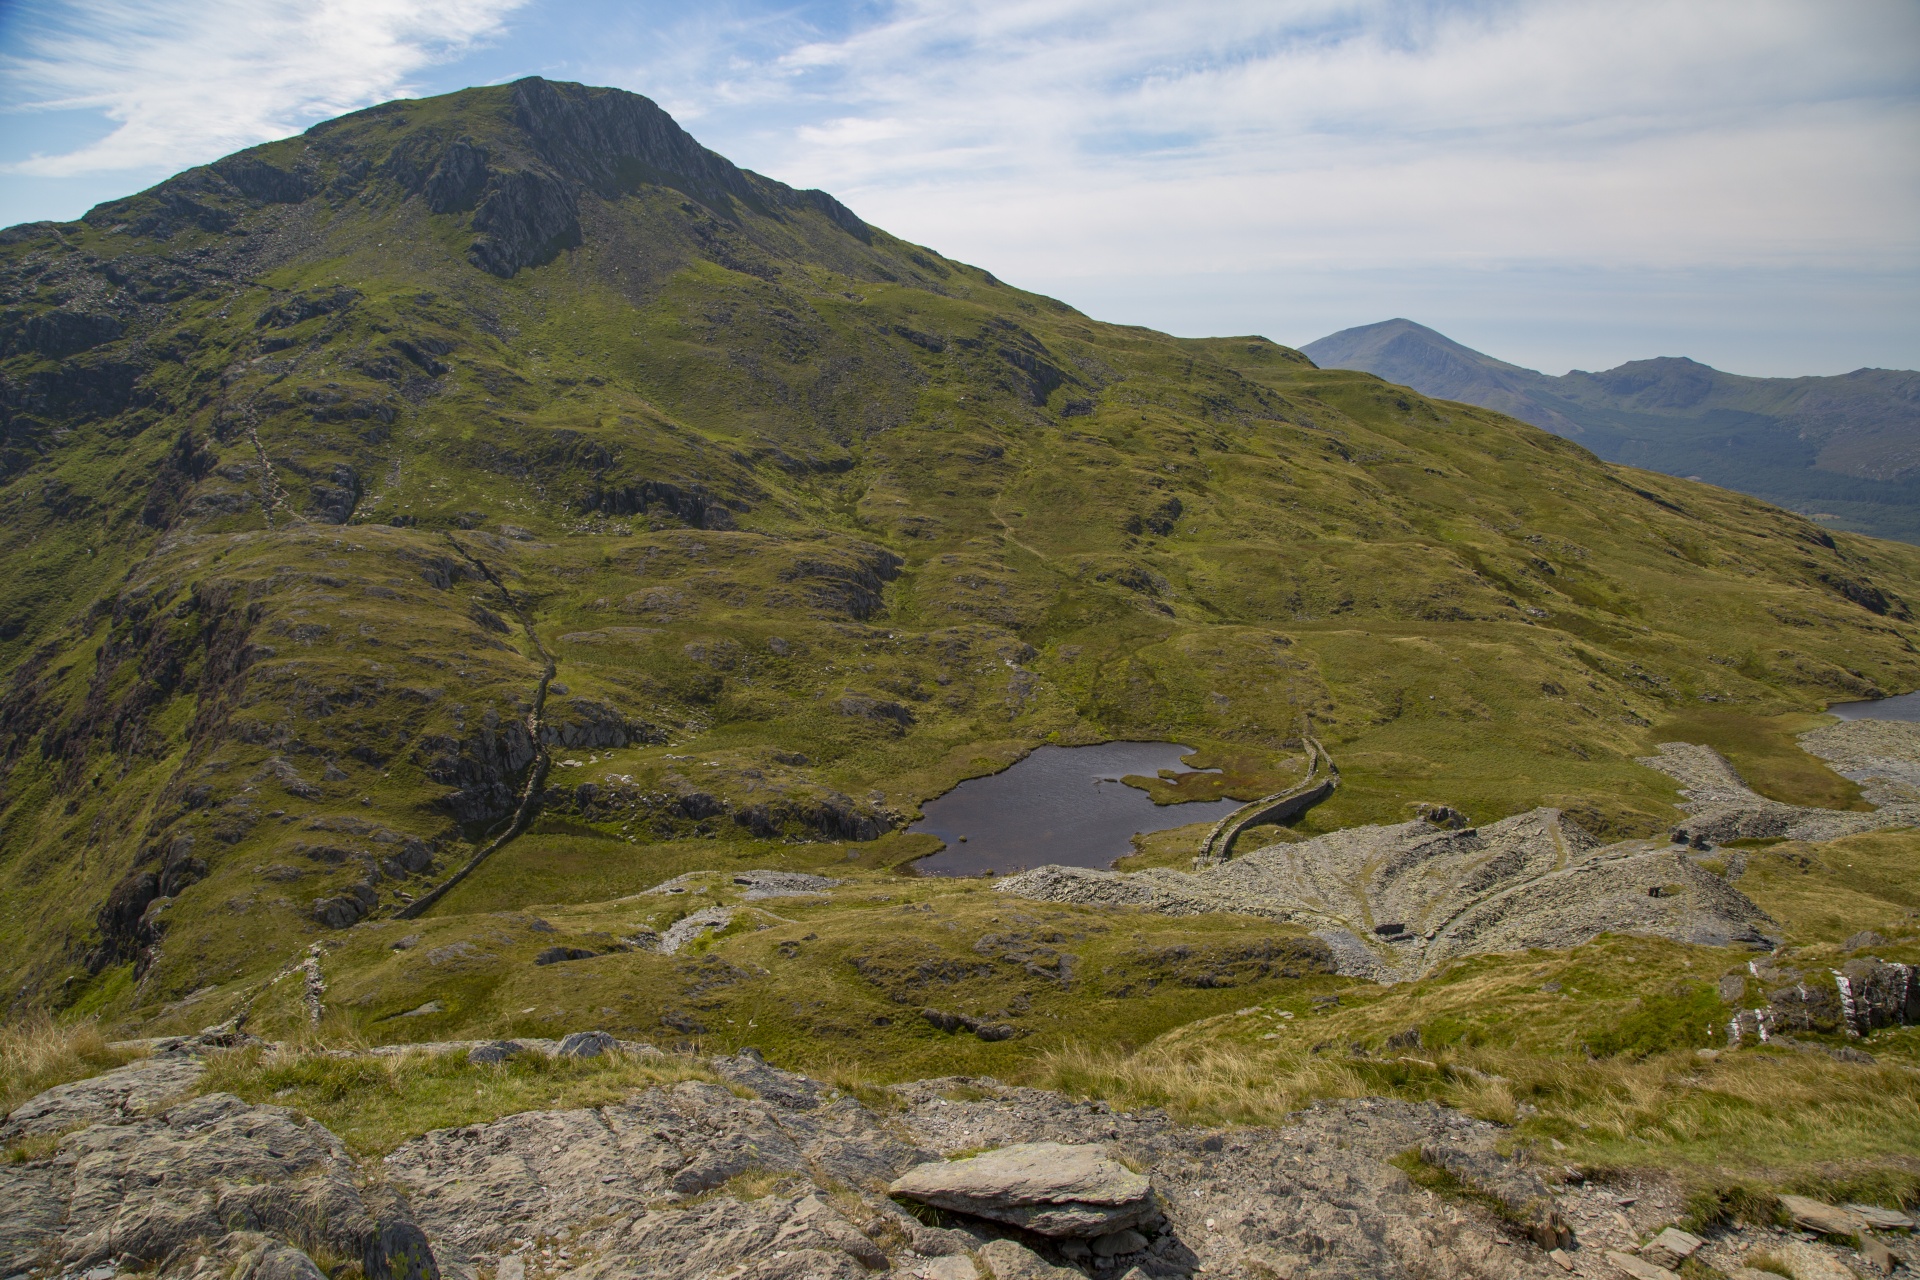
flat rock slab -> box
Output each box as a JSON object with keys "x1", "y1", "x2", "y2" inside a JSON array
[
  {"x1": 1778, "y1": 1194, "x2": 1872, "y2": 1237},
  {"x1": 381, "y1": 1076, "x2": 928, "y2": 1277},
  {"x1": 889, "y1": 1142, "x2": 1153, "y2": 1237},
  {"x1": 897, "y1": 1080, "x2": 1556, "y2": 1278},
  {"x1": 0, "y1": 1053, "x2": 206, "y2": 1143},
  {"x1": 0, "y1": 1091, "x2": 432, "y2": 1278}
]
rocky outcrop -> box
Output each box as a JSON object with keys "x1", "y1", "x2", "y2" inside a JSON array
[
  {"x1": 1000, "y1": 807, "x2": 1773, "y2": 980},
  {"x1": 1729, "y1": 956, "x2": 1920, "y2": 1042},
  {"x1": 0, "y1": 1051, "x2": 205, "y2": 1143},
  {"x1": 380, "y1": 1055, "x2": 928, "y2": 1279},
  {"x1": 1, "y1": 1089, "x2": 433, "y2": 1279},
  {"x1": 889, "y1": 1143, "x2": 1155, "y2": 1238},
  {"x1": 4, "y1": 1039, "x2": 1767, "y2": 1280},
  {"x1": 467, "y1": 168, "x2": 580, "y2": 278}
]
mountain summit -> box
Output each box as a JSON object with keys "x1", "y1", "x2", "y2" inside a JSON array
[
  {"x1": 1303, "y1": 319, "x2": 1920, "y2": 542},
  {"x1": 2, "y1": 79, "x2": 1919, "y2": 1059}
]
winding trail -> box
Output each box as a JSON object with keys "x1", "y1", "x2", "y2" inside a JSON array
[{"x1": 398, "y1": 535, "x2": 555, "y2": 920}]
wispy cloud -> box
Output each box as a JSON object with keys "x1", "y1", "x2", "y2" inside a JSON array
[
  {"x1": 623, "y1": 0, "x2": 1920, "y2": 276},
  {"x1": 3, "y1": 0, "x2": 528, "y2": 176}
]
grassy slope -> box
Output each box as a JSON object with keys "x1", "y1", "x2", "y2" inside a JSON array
[{"x1": 3, "y1": 79, "x2": 1920, "y2": 1200}]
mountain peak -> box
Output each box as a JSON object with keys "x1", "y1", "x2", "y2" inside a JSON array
[{"x1": 78, "y1": 76, "x2": 869, "y2": 278}]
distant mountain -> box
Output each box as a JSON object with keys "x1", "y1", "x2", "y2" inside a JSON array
[{"x1": 1302, "y1": 319, "x2": 1920, "y2": 543}]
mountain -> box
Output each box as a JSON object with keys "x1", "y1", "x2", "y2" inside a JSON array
[
  {"x1": 1302, "y1": 318, "x2": 1920, "y2": 542},
  {"x1": 3, "y1": 72, "x2": 1919, "y2": 1170}
]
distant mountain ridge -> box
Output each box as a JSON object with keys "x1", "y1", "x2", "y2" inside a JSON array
[{"x1": 1301, "y1": 319, "x2": 1920, "y2": 543}]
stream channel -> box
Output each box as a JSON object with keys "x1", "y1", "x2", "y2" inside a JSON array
[{"x1": 908, "y1": 741, "x2": 1244, "y2": 877}]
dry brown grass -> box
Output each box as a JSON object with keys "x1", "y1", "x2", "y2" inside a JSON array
[
  {"x1": 0, "y1": 1011, "x2": 143, "y2": 1117},
  {"x1": 1036, "y1": 1033, "x2": 1920, "y2": 1202}
]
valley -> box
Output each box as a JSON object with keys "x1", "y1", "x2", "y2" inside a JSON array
[{"x1": 1, "y1": 76, "x2": 1917, "y2": 1280}]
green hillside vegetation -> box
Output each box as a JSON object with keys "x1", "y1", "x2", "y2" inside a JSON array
[{"x1": 4, "y1": 78, "x2": 1920, "y2": 1202}]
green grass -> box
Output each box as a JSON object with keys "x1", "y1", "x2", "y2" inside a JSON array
[{"x1": 201, "y1": 1039, "x2": 726, "y2": 1156}]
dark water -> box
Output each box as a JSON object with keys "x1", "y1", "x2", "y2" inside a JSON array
[
  {"x1": 1829, "y1": 691, "x2": 1920, "y2": 722},
  {"x1": 908, "y1": 741, "x2": 1245, "y2": 877}
]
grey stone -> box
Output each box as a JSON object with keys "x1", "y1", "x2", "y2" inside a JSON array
[
  {"x1": 1846, "y1": 1203, "x2": 1916, "y2": 1230},
  {"x1": 0, "y1": 1091, "x2": 434, "y2": 1278},
  {"x1": 714, "y1": 1047, "x2": 826, "y2": 1110},
  {"x1": 556, "y1": 1030, "x2": 616, "y2": 1058},
  {"x1": 889, "y1": 1142, "x2": 1154, "y2": 1238},
  {"x1": 0, "y1": 1054, "x2": 206, "y2": 1143},
  {"x1": 1778, "y1": 1194, "x2": 1871, "y2": 1237},
  {"x1": 911, "y1": 1258, "x2": 978, "y2": 1280},
  {"x1": 466, "y1": 1040, "x2": 525, "y2": 1066},
  {"x1": 381, "y1": 1075, "x2": 928, "y2": 1277},
  {"x1": 1091, "y1": 1227, "x2": 1149, "y2": 1256},
  {"x1": 1770, "y1": 1241, "x2": 1857, "y2": 1280},
  {"x1": 659, "y1": 906, "x2": 735, "y2": 954},
  {"x1": 1606, "y1": 1251, "x2": 1679, "y2": 1280},
  {"x1": 533, "y1": 946, "x2": 598, "y2": 966},
  {"x1": 974, "y1": 1239, "x2": 1083, "y2": 1280},
  {"x1": 1420, "y1": 1142, "x2": 1569, "y2": 1247},
  {"x1": 1639, "y1": 1226, "x2": 1704, "y2": 1269}
]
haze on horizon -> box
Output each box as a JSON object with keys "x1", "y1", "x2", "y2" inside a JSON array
[{"x1": 1, "y1": 0, "x2": 1914, "y2": 379}]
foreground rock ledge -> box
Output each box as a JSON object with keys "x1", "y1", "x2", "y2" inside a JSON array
[
  {"x1": 5, "y1": 1038, "x2": 1915, "y2": 1279},
  {"x1": 888, "y1": 1142, "x2": 1155, "y2": 1237}
]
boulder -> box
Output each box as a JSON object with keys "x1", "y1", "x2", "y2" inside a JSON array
[
  {"x1": 888, "y1": 1142, "x2": 1155, "y2": 1238},
  {"x1": 556, "y1": 1030, "x2": 615, "y2": 1058},
  {"x1": 910, "y1": 1258, "x2": 979, "y2": 1280},
  {"x1": 1419, "y1": 1142, "x2": 1570, "y2": 1248},
  {"x1": 466, "y1": 1040, "x2": 526, "y2": 1066},
  {"x1": 0, "y1": 1053, "x2": 205, "y2": 1143},
  {"x1": 1777, "y1": 1194, "x2": 1871, "y2": 1237}
]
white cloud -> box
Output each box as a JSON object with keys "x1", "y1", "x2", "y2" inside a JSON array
[
  {"x1": 4, "y1": 0, "x2": 528, "y2": 177},
  {"x1": 615, "y1": 0, "x2": 1920, "y2": 279}
]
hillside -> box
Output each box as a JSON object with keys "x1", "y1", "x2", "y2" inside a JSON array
[
  {"x1": 1302, "y1": 318, "x2": 1920, "y2": 543},
  {"x1": 2, "y1": 81, "x2": 1920, "y2": 1215}
]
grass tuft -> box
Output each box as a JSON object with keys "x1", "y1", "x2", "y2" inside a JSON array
[{"x1": 0, "y1": 1011, "x2": 143, "y2": 1116}]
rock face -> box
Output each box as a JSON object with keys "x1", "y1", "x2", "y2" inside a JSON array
[
  {"x1": 0, "y1": 1050, "x2": 205, "y2": 1142},
  {"x1": 1000, "y1": 807, "x2": 1773, "y2": 980},
  {"x1": 4, "y1": 1041, "x2": 1642, "y2": 1280},
  {"x1": 1, "y1": 1088, "x2": 434, "y2": 1280},
  {"x1": 379, "y1": 1055, "x2": 929, "y2": 1279},
  {"x1": 889, "y1": 1142, "x2": 1155, "y2": 1238}
]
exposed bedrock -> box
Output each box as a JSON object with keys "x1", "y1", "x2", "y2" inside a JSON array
[{"x1": 3, "y1": 1044, "x2": 1580, "y2": 1280}]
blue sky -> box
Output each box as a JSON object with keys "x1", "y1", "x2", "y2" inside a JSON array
[{"x1": 2, "y1": 0, "x2": 1916, "y2": 376}]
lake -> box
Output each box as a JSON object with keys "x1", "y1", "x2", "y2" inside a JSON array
[
  {"x1": 1829, "y1": 691, "x2": 1920, "y2": 722},
  {"x1": 908, "y1": 740, "x2": 1245, "y2": 877}
]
